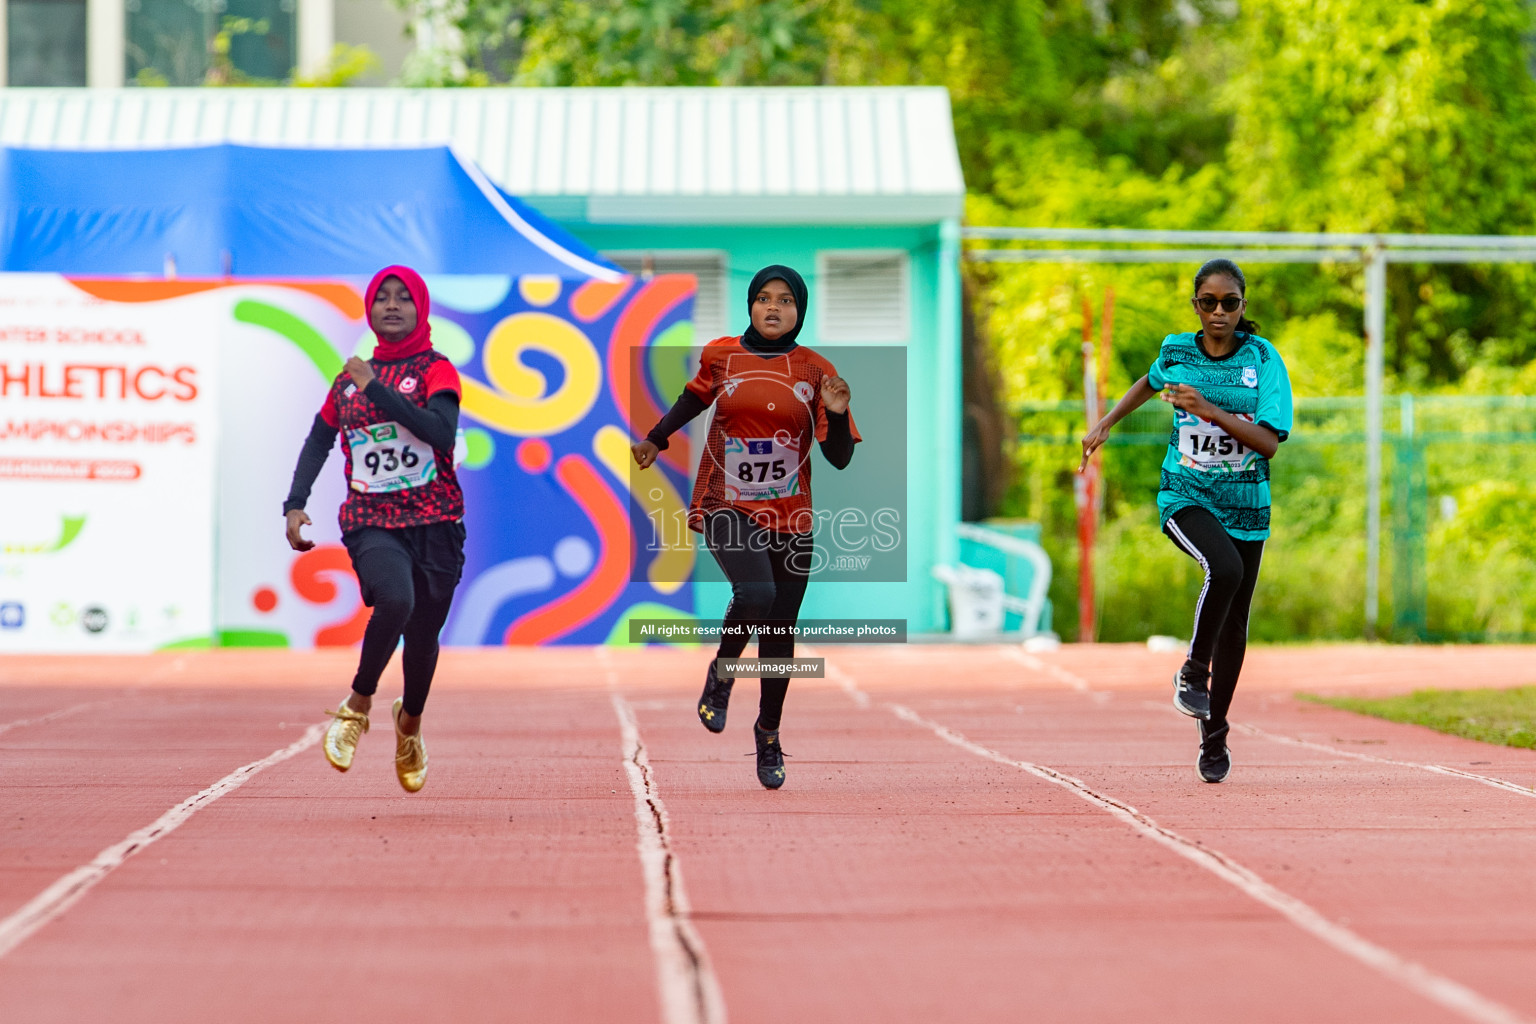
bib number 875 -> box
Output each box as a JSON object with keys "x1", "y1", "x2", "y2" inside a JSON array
[
  {"x1": 736, "y1": 459, "x2": 787, "y2": 483},
  {"x1": 364, "y1": 445, "x2": 420, "y2": 476}
]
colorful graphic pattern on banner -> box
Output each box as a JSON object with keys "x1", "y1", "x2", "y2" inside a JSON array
[
  {"x1": 0, "y1": 273, "x2": 698, "y2": 651},
  {"x1": 431, "y1": 273, "x2": 700, "y2": 647}
]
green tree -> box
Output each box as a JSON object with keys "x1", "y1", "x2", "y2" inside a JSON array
[{"x1": 1219, "y1": 0, "x2": 1536, "y2": 390}]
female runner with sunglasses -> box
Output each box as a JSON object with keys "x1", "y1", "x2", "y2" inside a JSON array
[
  {"x1": 1080, "y1": 258, "x2": 1293, "y2": 783},
  {"x1": 631, "y1": 265, "x2": 859, "y2": 790}
]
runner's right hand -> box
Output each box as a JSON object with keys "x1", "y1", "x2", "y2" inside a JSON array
[
  {"x1": 1079, "y1": 422, "x2": 1110, "y2": 473},
  {"x1": 285, "y1": 509, "x2": 315, "y2": 552},
  {"x1": 631, "y1": 440, "x2": 659, "y2": 470}
]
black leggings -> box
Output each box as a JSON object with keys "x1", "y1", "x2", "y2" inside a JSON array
[
  {"x1": 704, "y1": 509, "x2": 812, "y2": 732},
  {"x1": 1162, "y1": 506, "x2": 1265, "y2": 727},
  {"x1": 345, "y1": 525, "x2": 463, "y2": 717}
]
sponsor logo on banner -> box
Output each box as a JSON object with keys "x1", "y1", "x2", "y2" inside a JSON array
[
  {"x1": 0, "y1": 602, "x2": 23, "y2": 629},
  {"x1": 80, "y1": 606, "x2": 109, "y2": 634},
  {"x1": 794, "y1": 381, "x2": 814, "y2": 403},
  {"x1": 1241, "y1": 366, "x2": 1258, "y2": 388}
]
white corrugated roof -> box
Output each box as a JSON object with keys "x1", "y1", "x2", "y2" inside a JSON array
[{"x1": 0, "y1": 87, "x2": 964, "y2": 224}]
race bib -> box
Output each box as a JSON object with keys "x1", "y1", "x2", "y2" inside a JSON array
[
  {"x1": 723, "y1": 436, "x2": 801, "y2": 501},
  {"x1": 347, "y1": 421, "x2": 438, "y2": 493},
  {"x1": 1175, "y1": 411, "x2": 1258, "y2": 473}
]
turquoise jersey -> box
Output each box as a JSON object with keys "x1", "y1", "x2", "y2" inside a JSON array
[{"x1": 1147, "y1": 331, "x2": 1294, "y2": 540}]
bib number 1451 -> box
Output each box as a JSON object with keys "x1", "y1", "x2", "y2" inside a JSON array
[
  {"x1": 1175, "y1": 411, "x2": 1258, "y2": 472},
  {"x1": 347, "y1": 421, "x2": 438, "y2": 493}
]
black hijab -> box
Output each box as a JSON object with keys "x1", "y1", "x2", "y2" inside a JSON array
[{"x1": 741, "y1": 264, "x2": 808, "y2": 353}]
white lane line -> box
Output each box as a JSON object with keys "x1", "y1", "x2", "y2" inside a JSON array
[
  {"x1": 0, "y1": 723, "x2": 324, "y2": 961},
  {"x1": 999, "y1": 647, "x2": 1108, "y2": 701},
  {"x1": 869, "y1": 691, "x2": 1529, "y2": 1023},
  {"x1": 1234, "y1": 721, "x2": 1536, "y2": 799},
  {"x1": 0, "y1": 701, "x2": 104, "y2": 737},
  {"x1": 610, "y1": 693, "x2": 728, "y2": 1024},
  {"x1": 1011, "y1": 653, "x2": 1536, "y2": 800},
  {"x1": 815, "y1": 648, "x2": 869, "y2": 709}
]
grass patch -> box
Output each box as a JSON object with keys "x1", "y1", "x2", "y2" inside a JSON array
[{"x1": 1304, "y1": 687, "x2": 1536, "y2": 749}]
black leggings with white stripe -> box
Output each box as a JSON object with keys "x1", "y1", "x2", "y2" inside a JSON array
[{"x1": 1163, "y1": 506, "x2": 1265, "y2": 727}]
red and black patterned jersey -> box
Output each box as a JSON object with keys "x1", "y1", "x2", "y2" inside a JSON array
[
  {"x1": 319, "y1": 350, "x2": 464, "y2": 532},
  {"x1": 685, "y1": 336, "x2": 860, "y2": 534}
]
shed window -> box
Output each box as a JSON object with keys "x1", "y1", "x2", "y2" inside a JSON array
[
  {"x1": 817, "y1": 251, "x2": 909, "y2": 343},
  {"x1": 126, "y1": 0, "x2": 296, "y2": 86},
  {"x1": 603, "y1": 251, "x2": 730, "y2": 343},
  {"x1": 8, "y1": 0, "x2": 87, "y2": 86}
]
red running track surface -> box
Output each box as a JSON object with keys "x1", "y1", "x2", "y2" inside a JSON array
[{"x1": 2, "y1": 644, "x2": 1535, "y2": 1024}]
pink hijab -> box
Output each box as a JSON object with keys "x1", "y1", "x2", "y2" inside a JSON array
[{"x1": 364, "y1": 265, "x2": 432, "y2": 360}]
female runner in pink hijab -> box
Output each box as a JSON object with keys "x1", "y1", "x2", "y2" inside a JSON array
[{"x1": 283, "y1": 265, "x2": 466, "y2": 792}]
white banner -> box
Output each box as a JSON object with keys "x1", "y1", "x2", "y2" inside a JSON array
[{"x1": 0, "y1": 275, "x2": 219, "y2": 652}]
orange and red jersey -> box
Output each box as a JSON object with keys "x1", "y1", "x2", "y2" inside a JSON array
[{"x1": 684, "y1": 336, "x2": 861, "y2": 534}]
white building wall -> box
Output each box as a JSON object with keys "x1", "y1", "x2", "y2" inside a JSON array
[
  {"x1": 4, "y1": 0, "x2": 414, "y2": 86},
  {"x1": 332, "y1": 0, "x2": 413, "y2": 84},
  {"x1": 297, "y1": 0, "x2": 334, "y2": 78},
  {"x1": 84, "y1": 0, "x2": 121, "y2": 87}
]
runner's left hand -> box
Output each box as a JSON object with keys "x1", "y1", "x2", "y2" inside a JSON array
[
  {"x1": 1161, "y1": 384, "x2": 1217, "y2": 420},
  {"x1": 821, "y1": 375, "x2": 850, "y2": 415},
  {"x1": 345, "y1": 356, "x2": 376, "y2": 390}
]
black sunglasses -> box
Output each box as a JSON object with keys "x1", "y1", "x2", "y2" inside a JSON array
[{"x1": 1195, "y1": 295, "x2": 1244, "y2": 313}]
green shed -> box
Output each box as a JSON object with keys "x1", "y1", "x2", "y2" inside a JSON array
[{"x1": 518, "y1": 87, "x2": 966, "y2": 633}]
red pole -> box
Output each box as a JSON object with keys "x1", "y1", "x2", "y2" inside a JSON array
[
  {"x1": 1077, "y1": 296, "x2": 1098, "y2": 643},
  {"x1": 1098, "y1": 288, "x2": 1114, "y2": 517}
]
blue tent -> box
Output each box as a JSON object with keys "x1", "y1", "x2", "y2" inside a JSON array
[{"x1": 0, "y1": 143, "x2": 621, "y2": 279}]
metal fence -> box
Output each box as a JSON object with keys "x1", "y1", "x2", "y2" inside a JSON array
[{"x1": 1014, "y1": 395, "x2": 1536, "y2": 642}]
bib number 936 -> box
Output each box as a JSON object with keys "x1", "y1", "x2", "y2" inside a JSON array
[
  {"x1": 347, "y1": 421, "x2": 437, "y2": 493},
  {"x1": 365, "y1": 445, "x2": 418, "y2": 475}
]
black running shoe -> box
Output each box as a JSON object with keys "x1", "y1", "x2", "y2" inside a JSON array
[
  {"x1": 753, "y1": 721, "x2": 786, "y2": 790},
  {"x1": 697, "y1": 660, "x2": 733, "y2": 733},
  {"x1": 1172, "y1": 668, "x2": 1211, "y2": 720},
  {"x1": 1198, "y1": 721, "x2": 1231, "y2": 783}
]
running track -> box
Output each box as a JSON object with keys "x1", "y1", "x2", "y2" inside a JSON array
[{"x1": 3, "y1": 644, "x2": 1536, "y2": 1023}]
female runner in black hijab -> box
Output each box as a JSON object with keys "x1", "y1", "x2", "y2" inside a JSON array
[{"x1": 632, "y1": 265, "x2": 860, "y2": 789}]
